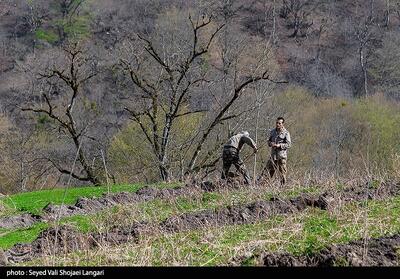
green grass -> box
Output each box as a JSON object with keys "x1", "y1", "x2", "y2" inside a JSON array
[
  {"x1": 0, "y1": 183, "x2": 182, "y2": 249},
  {"x1": 1, "y1": 183, "x2": 179, "y2": 215},
  {"x1": 281, "y1": 185, "x2": 321, "y2": 198},
  {"x1": 6, "y1": 182, "x2": 400, "y2": 266},
  {"x1": 299, "y1": 211, "x2": 339, "y2": 255},
  {"x1": 0, "y1": 222, "x2": 49, "y2": 249},
  {"x1": 285, "y1": 197, "x2": 400, "y2": 256},
  {"x1": 137, "y1": 192, "x2": 225, "y2": 221},
  {"x1": 0, "y1": 183, "x2": 315, "y2": 250},
  {"x1": 63, "y1": 15, "x2": 92, "y2": 39},
  {"x1": 135, "y1": 184, "x2": 323, "y2": 223},
  {"x1": 59, "y1": 214, "x2": 98, "y2": 234},
  {"x1": 0, "y1": 207, "x2": 118, "y2": 249}
]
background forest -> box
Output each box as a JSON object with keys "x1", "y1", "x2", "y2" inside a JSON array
[{"x1": 0, "y1": 0, "x2": 399, "y2": 193}]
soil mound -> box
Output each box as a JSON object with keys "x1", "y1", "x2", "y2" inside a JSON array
[{"x1": 262, "y1": 234, "x2": 400, "y2": 266}]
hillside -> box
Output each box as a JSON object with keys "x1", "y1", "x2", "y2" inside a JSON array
[{"x1": 0, "y1": 0, "x2": 400, "y2": 267}]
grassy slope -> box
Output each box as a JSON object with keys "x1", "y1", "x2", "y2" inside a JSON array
[
  {"x1": 26, "y1": 195, "x2": 400, "y2": 266},
  {"x1": 2, "y1": 182, "x2": 400, "y2": 266}
]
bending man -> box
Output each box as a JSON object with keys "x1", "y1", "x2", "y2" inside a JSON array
[{"x1": 221, "y1": 131, "x2": 258, "y2": 185}]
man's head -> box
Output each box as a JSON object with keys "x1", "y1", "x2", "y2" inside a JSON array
[
  {"x1": 240, "y1": 131, "x2": 250, "y2": 137},
  {"x1": 276, "y1": 117, "x2": 285, "y2": 131}
]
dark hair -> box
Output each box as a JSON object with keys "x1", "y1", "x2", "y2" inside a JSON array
[{"x1": 277, "y1": 117, "x2": 285, "y2": 123}]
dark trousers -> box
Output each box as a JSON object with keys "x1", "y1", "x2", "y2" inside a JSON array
[{"x1": 221, "y1": 146, "x2": 252, "y2": 184}]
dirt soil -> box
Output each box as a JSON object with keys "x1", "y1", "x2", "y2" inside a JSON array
[
  {"x1": 261, "y1": 234, "x2": 400, "y2": 266},
  {"x1": 0, "y1": 213, "x2": 43, "y2": 230},
  {"x1": 3, "y1": 222, "x2": 156, "y2": 265}
]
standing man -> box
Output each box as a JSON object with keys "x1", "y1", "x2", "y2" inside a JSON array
[
  {"x1": 221, "y1": 131, "x2": 258, "y2": 185},
  {"x1": 264, "y1": 117, "x2": 291, "y2": 185}
]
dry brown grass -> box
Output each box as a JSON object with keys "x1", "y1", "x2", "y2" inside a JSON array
[{"x1": 11, "y1": 171, "x2": 398, "y2": 266}]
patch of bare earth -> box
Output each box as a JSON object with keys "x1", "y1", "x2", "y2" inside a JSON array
[{"x1": 261, "y1": 234, "x2": 400, "y2": 266}]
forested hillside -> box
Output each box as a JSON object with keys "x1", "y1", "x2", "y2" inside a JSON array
[{"x1": 1, "y1": 0, "x2": 399, "y2": 193}]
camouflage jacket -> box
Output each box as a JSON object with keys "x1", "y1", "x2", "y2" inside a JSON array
[
  {"x1": 224, "y1": 133, "x2": 257, "y2": 152},
  {"x1": 268, "y1": 128, "x2": 291, "y2": 160}
]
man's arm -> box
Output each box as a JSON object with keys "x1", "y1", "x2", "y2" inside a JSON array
[
  {"x1": 243, "y1": 136, "x2": 257, "y2": 151},
  {"x1": 279, "y1": 131, "x2": 291, "y2": 150}
]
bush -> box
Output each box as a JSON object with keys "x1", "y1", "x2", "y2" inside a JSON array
[{"x1": 352, "y1": 93, "x2": 400, "y2": 175}]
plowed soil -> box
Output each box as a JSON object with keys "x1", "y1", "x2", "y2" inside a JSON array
[
  {"x1": 2, "y1": 180, "x2": 400, "y2": 265},
  {"x1": 261, "y1": 234, "x2": 400, "y2": 266}
]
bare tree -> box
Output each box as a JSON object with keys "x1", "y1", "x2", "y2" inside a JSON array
[
  {"x1": 279, "y1": 0, "x2": 314, "y2": 38},
  {"x1": 352, "y1": 0, "x2": 383, "y2": 97},
  {"x1": 118, "y1": 14, "x2": 224, "y2": 181},
  {"x1": 355, "y1": 17, "x2": 375, "y2": 96},
  {"x1": 22, "y1": 43, "x2": 102, "y2": 185}
]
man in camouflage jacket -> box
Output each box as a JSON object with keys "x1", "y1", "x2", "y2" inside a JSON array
[
  {"x1": 264, "y1": 117, "x2": 291, "y2": 185},
  {"x1": 221, "y1": 131, "x2": 258, "y2": 185}
]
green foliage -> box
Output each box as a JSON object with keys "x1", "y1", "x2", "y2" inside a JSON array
[
  {"x1": 108, "y1": 122, "x2": 157, "y2": 183},
  {"x1": 35, "y1": 114, "x2": 55, "y2": 132},
  {"x1": 369, "y1": 32, "x2": 400, "y2": 88},
  {"x1": 83, "y1": 98, "x2": 99, "y2": 114},
  {"x1": 35, "y1": 28, "x2": 59, "y2": 44},
  {"x1": 263, "y1": 87, "x2": 400, "y2": 176},
  {"x1": 37, "y1": 114, "x2": 49, "y2": 125},
  {"x1": 352, "y1": 94, "x2": 400, "y2": 173},
  {"x1": 61, "y1": 15, "x2": 91, "y2": 40},
  {"x1": 35, "y1": 1, "x2": 91, "y2": 45}
]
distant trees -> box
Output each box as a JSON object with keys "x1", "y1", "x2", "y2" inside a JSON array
[
  {"x1": 369, "y1": 31, "x2": 400, "y2": 98},
  {"x1": 53, "y1": 0, "x2": 89, "y2": 42},
  {"x1": 279, "y1": 0, "x2": 314, "y2": 38},
  {"x1": 23, "y1": 0, "x2": 90, "y2": 45},
  {"x1": 354, "y1": 16, "x2": 377, "y2": 97}
]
